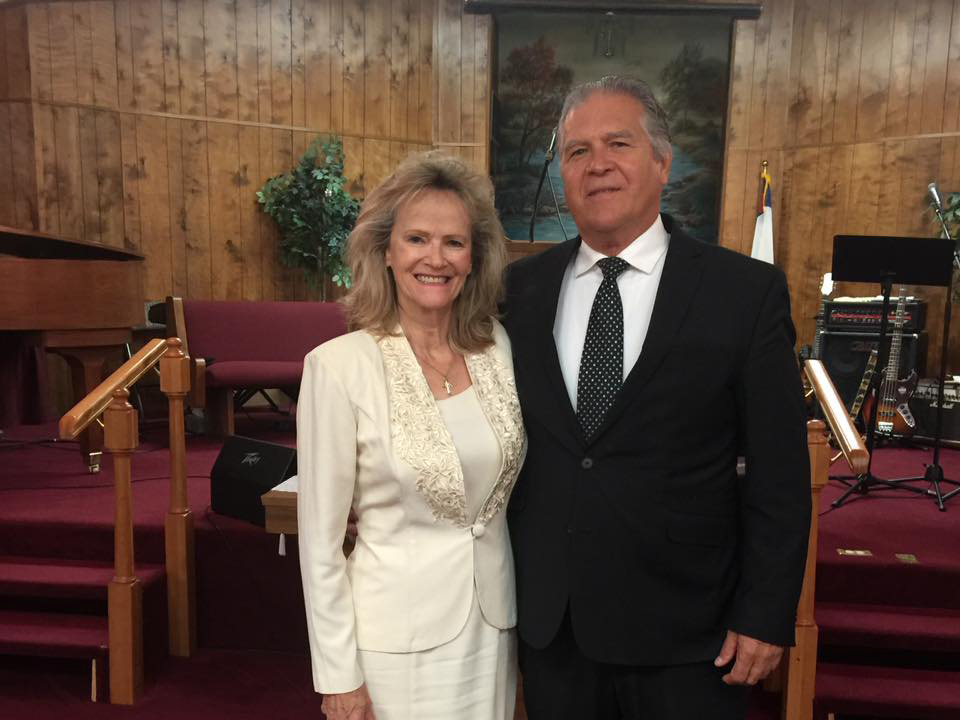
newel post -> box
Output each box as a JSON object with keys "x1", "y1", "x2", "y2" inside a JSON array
[
  {"x1": 783, "y1": 420, "x2": 830, "y2": 720},
  {"x1": 104, "y1": 388, "x2": 143, "y2": 704},
  {"x1": 160, "y1": 337, "x2": 197, "y2": 656}
]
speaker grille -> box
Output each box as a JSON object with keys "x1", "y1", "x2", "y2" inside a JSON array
[{"x1": 819, "y1": 331, "x2": 927, "y2": 409}]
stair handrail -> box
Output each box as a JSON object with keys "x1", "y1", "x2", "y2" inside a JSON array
[
  {"x1": 804, "y1": 359, "x2": 868, "y2": 474},
  {"x1": 780, "y1": 361, "x2": 870, "y2": 720},
  {"x1": 58, "y1": 336, "x2": 196, "y2": 705},
  {"x1": 60, "y1": 338, "x2": 170, "y2": 440}
]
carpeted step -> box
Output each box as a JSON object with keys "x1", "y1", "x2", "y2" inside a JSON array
[
  {"x1": 818, "y1": 601, "x2": 960, "y2": 654},
  {"x1": 0, "y1": 555, "x2": 168, "y2": 676},
  {"x1": 0, "y1": 555, "x2": 166, "y2": 600},
  {"x1": 0, "y1": 609, "x2": 108, "y2": 659},
  {"x1": 815, "y1": 662, "x2": 960, "y2": 719},
  {"x1": 816, "y1": 554, "x2": 960, "y2": 611}
]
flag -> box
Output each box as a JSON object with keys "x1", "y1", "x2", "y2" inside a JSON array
[{"x1": 751, "y1": 166, "x2": 774, "y2": 264}]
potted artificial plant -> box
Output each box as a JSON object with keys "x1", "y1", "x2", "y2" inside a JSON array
[{"x1": 257, "y1": 137, "x2": 360, "y2": 298}]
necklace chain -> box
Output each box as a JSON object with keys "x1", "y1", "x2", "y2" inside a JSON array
[{"x1": 414, "y1": 350, "x2": 457, "y2": 396}]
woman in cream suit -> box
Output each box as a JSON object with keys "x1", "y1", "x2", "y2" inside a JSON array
[{"x1": 297, "y1": 152, "x2": 526, "y2": 720}]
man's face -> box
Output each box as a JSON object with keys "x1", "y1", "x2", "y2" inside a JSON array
[{"x1": 560, "y1": 91, "x2": 672, "y2": 250}]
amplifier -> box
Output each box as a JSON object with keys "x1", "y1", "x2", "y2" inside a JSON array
[
  {"x1": 819, "y1": 330, "x2": 928, "y2": 409},
  {"x1": 823, "y1": 297, "x2": 927, "y2": 332},
  {"x1": 909, "y1": 379, "x2": 960, "y2": 442}
]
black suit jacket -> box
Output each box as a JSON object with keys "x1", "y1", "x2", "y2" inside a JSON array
[{"x1": 503, "y1": 215, "x2": 811, "y2": 667}]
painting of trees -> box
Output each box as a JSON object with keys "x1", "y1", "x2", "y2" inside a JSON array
[
  {"x1": 491, "y1": 13, "x2": 731, "y2": 243},
  {"x1": 498, "y1": 37, "x2": 573, "y2": 170},
  {"x1": 658, "y1": 41, "x2": 729, "y2": 237}
]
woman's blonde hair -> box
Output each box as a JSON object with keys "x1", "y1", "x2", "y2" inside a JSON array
[{"x1": 342, "y1": 151, "x2": 508, "y2": 352}]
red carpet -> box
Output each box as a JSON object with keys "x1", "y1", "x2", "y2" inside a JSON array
[{"x1": 1, "y1": 417, "x2": 958, "y2": 719}]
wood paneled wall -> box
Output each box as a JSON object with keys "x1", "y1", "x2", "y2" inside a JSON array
[
  {"x1": 2, "y1": 0, "x2": 958, "y2": 370},
  {"x1": 0, "y1": 0, "x2": 490, "y2": 302},
  {"x1": 720, "y1": 0, "x2": 960, "y2": 372}
]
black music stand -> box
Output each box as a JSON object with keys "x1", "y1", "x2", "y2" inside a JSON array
[{"x1": 830, "y1": 235, "x2": 956, "y2": 509}]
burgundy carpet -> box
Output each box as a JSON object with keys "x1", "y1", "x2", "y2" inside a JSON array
[
  {"x1": 1, "y1": 416, "x2": 958, "y2": 719},
  {"x1": 819, "y1": 447, "x2": 960, "y2": 610}
]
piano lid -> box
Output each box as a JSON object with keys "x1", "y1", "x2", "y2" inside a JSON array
[{"x1": 0, "y1": 225, "x2": 144, "y2": 261}]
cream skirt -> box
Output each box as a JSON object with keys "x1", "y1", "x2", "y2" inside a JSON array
[{"x1": 357, "y1": 591, "x2": 517, "y2": 720}]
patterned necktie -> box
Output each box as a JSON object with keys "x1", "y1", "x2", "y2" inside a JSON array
[{"x1": 576, "y1": 256, "x2": 629, "y2": 441}]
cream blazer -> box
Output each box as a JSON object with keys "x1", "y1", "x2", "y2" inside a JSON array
[{"x1": 297, "y1": 320, "x2": 526, "y2": 694}]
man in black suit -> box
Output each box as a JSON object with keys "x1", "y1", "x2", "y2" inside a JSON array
[{"x1": 503, "y1": 76, "x2": 811, "y2": 719}]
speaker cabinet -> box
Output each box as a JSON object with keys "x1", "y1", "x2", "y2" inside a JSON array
[
  {"x1": 910, "y1": 379, "x2": 960, "y2": 443},
  {"x1": 211, "y1": 435, "x2": 297, "y2": 526},
  {"x1": 819, "y1": 331, "x2": 928, "y2": 409}
]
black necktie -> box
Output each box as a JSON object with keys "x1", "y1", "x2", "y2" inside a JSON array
[{"x1": 576, "y1": 256, "x2": 629, "y2": 441}]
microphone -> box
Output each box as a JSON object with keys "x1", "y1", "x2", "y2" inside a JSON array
[
  {"x1": 545, "y1": 127, "x2": 558, "y2": 163},
  {"x1": 529, "y1": 127, "x2": 559, "y2": 242},
  {"x1": 929, "y1": 182, "x2": 943, "y2": 210},
  {"x1": 928, "y1": 181, "x2": 959, "y2": 269}
]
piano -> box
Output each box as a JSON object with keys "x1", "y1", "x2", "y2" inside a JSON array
[{"x1": 0, "y1": 225, "x2": 144, "y2": 471}]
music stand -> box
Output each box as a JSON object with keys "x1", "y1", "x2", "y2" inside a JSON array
[{"x1": 829, "y1": 235, "x2": 956, "y2": 508}]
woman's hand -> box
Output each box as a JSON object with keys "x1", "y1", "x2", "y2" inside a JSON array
[{"x1": 321, "y1": 684, "x2": 376, "y2": 720}]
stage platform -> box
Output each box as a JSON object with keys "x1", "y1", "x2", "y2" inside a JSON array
[{"x1": 1, "y1": 414, "x2": 958, "y2": 719}]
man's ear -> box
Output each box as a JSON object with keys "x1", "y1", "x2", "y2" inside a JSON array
[{"x1": 658, "y1": 148, "x2": 673, "y2": 185}]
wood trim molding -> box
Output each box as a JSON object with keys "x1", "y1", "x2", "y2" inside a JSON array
[{"x1": 464, "y1": 1, "x2": 761, "y2": 17}]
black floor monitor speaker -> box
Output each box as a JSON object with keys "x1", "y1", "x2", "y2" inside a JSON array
[
  {"x1": 910, "y1": 378, "x2": 960, "y2": 443},
  {"x1": 819, "y1": 330, "x2": 928, "y2": 409},
  {"x1": 211, "y1": 435, "x2": 297, "y2": 526}
]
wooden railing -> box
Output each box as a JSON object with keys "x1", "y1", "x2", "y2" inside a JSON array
[
  {"x1": 60, "y1": 337, "x2": 196, "y2": 705},
  {"x1": 779, "y1": 360, "x2": 869, "y2": 720}
]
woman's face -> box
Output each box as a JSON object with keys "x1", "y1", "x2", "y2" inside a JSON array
[{"x1": 386, "y1": 189, "x2": 473, "y2": 320}]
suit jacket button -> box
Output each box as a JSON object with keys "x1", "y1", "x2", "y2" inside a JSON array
[
  {"x1": 581, "y1": 457, "x2": 594, "y2": 470},
  {"x1": 471, "y1": 523, "x2": 486, "y2": 538}
]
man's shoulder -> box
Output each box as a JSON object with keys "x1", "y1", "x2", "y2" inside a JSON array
[
  {"x1": 703, "y1": 241, "x2": 782, "y2": 280},
  {"x1": 668, "y1": 224, "x2": 784, "y2": 289}
]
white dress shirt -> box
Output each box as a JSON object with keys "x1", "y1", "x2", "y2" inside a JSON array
[{"x1": 553, "y1": 215, "x2": 670, "y2": 411}]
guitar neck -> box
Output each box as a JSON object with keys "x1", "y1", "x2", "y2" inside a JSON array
[
  {"x1": 850, "y1": 350, "x2": 878, "y2": 417},
  {"x1": 877, "y1": 286, "x2": 908, "y2": 432},
  {"x1": 884, "y1": 287, "x2": 908, "y2": 383}
]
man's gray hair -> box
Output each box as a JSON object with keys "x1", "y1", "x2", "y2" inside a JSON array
[{"x1": 557, "y1": 75, "x2": 673, "y2": 162}]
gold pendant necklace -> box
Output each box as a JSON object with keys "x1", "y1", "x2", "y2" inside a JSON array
[{"x1": 415, "y1": 351, "x2": 456, "y2": 396}]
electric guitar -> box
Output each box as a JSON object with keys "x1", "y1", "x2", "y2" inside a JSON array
[
  {"x1": 828, "y1": 348, "x2": 878, "y2": 464},
  {"x1": 865, "y1": 286, "x2": 918, "y2": 437},
  {"x1": 849, "y1": 349, "x2": 878, "y2": 424}
]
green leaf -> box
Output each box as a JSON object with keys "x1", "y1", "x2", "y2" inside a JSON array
[{"x1": 256, "y1": 133, "x2": 360, "y2": 299}]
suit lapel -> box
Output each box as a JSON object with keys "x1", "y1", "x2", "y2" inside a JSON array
[
  {"x1": 512, "y1": 239, "x2": 583, "y2": 449},
  {"x1": 589, "y1": 223, "x2": 705, "y2": 443}
]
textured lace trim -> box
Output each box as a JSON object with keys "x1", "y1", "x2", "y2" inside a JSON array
[
  {"x1": 380, "y1": 334, "x2": 468, "y2": 526},
  {"x1": 467, "y1": 348, "x2": 525, "y2": 527},
  {"x1": 379, "y1": 332, "x2": 525, "y2": 528}
]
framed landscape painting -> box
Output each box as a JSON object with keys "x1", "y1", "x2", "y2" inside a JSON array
[{"x1": 492, "y1": 11, "x2": 733, "y2": 243}]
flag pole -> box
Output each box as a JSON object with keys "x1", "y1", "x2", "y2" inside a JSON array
[{"x1": 751, "y1": 160, "x2": 775, "y2": 264}]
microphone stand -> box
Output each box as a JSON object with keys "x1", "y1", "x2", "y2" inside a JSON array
[
  {"x1": 894, "y1": 190, "x2": 960, "y2": 509},
  {"x1": 529, "y1": 128, "x2": 557, "y2": 242}
]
